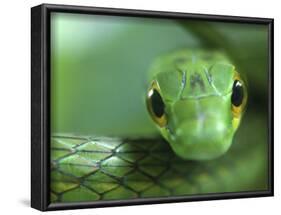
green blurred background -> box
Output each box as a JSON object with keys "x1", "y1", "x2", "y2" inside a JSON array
[{"x1": 51, "y1": 13, "x2": 268, "y2": 138}]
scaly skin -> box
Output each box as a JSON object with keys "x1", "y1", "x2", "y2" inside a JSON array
[{"x1": 50, "y1": 112, "x2": 267, "y2": 203}]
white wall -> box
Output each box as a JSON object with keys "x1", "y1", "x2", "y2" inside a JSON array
[{"x1": 0, "y1": 0, "x2": 278, "y2": 214}]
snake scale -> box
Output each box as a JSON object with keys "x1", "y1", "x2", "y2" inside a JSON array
[{"x1": 50, "y1": 113, "x2": 267, "y2": 203}]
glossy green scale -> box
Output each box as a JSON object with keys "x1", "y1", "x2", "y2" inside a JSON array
[{"x1": 146, "y1": 49, "x2": 247, "y2": 160}]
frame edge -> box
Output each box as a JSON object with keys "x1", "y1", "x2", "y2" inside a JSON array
[{"x1": 31, "y1": 4, "x2": 49, "y2": 211}]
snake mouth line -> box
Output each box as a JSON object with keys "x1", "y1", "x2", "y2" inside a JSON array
[{"x1": 165, "y1": 124, "x2": 177, "y2": 142}]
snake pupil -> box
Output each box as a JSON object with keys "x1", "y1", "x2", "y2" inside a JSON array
[
  {"x1": 231, "y1": 80, "x2": 244, "y2": 107},
  {"x1": 151, "y1": 89, "x2": 165, "y2": 117}
]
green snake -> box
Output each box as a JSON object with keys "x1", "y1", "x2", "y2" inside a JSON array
[
  {"x1": 50, "y1": 21, "x2": 268, "y2": 203},
  {"x1": 146, "y1": 50, "x2": 247, "y2": 160},
  {"x1": 50, "y1": 50, "x2": 267, "y2": 203}
]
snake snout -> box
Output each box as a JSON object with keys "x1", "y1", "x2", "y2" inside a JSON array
[{"x1": 169, "y1": 118, "x2": 234, "y2": 160}]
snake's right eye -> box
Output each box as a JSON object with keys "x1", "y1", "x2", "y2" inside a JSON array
[
  {"x1": 146, "y1": 81, "x2": 167, "y2": 127},
  {"x1": 231, "y1": 75, "x2": 247, "y2": 118}
]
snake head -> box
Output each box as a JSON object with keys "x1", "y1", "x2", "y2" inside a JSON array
[{"x1": 146, "y1": 50, "x2": 247, "y2": 160}]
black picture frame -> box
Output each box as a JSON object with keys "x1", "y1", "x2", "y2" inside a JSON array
[{"x1": 31, "y1": 3, "x2": 274, "y2": 211}]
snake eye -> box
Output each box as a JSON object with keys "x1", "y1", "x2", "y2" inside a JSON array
[
  {"x1": 231, "y1": 80, "x2": 244, "y2": 106},
  {"x1": 146, "y1": 81, "x2": 167, "y2": 127},
  {"x1": 231, "y1": 76, "x2": 247, "y2": 118}
]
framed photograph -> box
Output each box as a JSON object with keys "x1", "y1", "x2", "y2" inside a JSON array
[{"x1": 31, "y1": 4, "x2": 274, "y2": 211}]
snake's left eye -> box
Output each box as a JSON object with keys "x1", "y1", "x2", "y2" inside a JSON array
[
  {"x1": 231, "y1": 77, "x2": 247, "y2": 118},
  {"x1": 146, "y1": 81, "x2": 167, "y2": 127}
]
